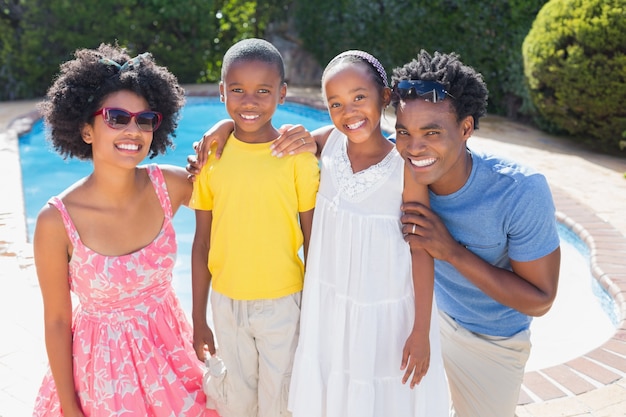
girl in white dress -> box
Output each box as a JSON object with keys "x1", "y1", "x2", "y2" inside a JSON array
[{"x1": 285, "y1": 51, "x2": 449, "y2": 417}]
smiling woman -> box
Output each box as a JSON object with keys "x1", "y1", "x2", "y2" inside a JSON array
[{"x1": 27, "y1": 43, "x2": 218, "y2": 417}]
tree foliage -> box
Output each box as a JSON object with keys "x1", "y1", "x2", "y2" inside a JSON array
[
  {"x1": 202, "y1": 0, "x2": 290, "y2": 81},
  {"x1": 523, "y1": 0, "x2": 626, "y2": 154},
  {"x1": 293, "y1": 0, "x2": 548, "y2": 118},
  {"x1": 0, "y1": 0, "x2": 289, "y2": 99}
]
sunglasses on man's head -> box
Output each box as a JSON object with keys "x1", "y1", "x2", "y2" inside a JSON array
[
  {"x1": 92, "y1": 108, "x2": 163, "y2": 132},
  {"x1": 393, "y1": 80, "x2": 453, "y2": 103}
]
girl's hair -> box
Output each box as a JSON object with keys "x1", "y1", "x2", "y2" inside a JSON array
[
  {"x1": 321, "y1": 50, "x2": 388, "y2": 101},
  {"x1": 391, "y1": 50, "x2": 488, "y2": 129},
  {"x1": 221, "y1": 38, "x2": 285, "y2": 83},
  {"x1": 40, "y1": 43, "x2": 185, "y2": 160}
]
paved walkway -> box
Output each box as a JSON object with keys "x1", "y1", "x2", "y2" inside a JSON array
[{"x1": 1, "y1": 88, "x2": 626, "y2": 416}]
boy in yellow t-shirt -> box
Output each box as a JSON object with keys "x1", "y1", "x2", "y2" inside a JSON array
[{"x1": 189, "y1": 38, "x2": 320, "y2": 417}]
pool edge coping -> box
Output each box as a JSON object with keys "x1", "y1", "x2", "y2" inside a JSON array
[{"x1": 518, "y1": 187, "x2": 626, "y2": 406}]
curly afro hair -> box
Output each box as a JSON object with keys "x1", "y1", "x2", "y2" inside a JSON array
[
  {"x1": 39, "y1": 43, "x2": 185, "y2": 160},
  {"x1": 391, "y1": 50, "x2": 488, "y2": 129}
]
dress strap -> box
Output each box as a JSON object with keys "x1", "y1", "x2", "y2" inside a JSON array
[
  {"x1": 48, "y1": 196, "x2": 82, "y2": 248},
  {"x1": 145, "y1": 164, "x2": 173, "y2": 219}
]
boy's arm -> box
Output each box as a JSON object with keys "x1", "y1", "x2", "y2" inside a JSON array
[
  {"x1": 401, "y1": 165, "x2": 434, "y2": 388},
  {"x1": 191, "y1": 209, "x2": 216, "y2": 361},
  {"x1": 298, "y1": 208, "x2": 315, "y2": 262},
  {"x1": 186, "y1": 119, "x2": 235, "y2": 179}
]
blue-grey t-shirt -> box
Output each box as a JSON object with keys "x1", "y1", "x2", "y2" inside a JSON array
[{"x1": 430, "y1": 149, "x2": 560, "y2": 337}]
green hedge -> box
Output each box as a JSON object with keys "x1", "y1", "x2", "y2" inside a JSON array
[
  {"x1": 523, "y1": 0, "x2": 626, "y2": 154},
  {"x1": 293, "y1": 0, "x2": 548, "y2": 118},
  {"x1": 0, "y1": 0, "x2": 233, "y2": 100},
  {"x1": 0, "y1": 0, "x2": 294, "y2": 100},
  {"x1": 0, "y1": 1, "x2": 295, "y2": 100}
]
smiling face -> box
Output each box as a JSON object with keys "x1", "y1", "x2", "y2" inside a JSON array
[
  {"x1": 219, "y1": 59, "x2": 286, "y2": 143},
  {"x1": 323, "y1": 62, "x2": 390, "y2": 145},
  {"x1": 82, "y1": 90, "x2": 154, "y2": 169},
  {"x1": 394, "y1": 98, "x2": 474, "y2": 195}
]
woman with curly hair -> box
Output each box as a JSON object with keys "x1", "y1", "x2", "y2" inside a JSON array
[{"x1": 32, "y1": 43, "x2": 219, "y2": 417}]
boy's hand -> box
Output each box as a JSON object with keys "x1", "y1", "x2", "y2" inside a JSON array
[
  {"x1": 193, "y1": 323, "x2": 216, "y2": 361},
  {"x1": 186, "y1": 120, "x2": 235, "y2": 181},
  {"x1": 185, "y1": 151, "x2": 202, "y2": 182},
  {"x1": 401, "y1": 329, "x2": 430, "y2": 388},
  {"x1": 270, "y1": 124, "x2": 317, "y2": 157},
  {"x1": 186, "y1": 140, "x2": 211, "y2": 182}
]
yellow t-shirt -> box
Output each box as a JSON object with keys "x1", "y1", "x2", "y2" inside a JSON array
[{"x1": 190, "y1": 133, "x2": 320, "y2": 300}]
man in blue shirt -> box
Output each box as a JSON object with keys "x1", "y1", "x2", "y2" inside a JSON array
[{"x1": 392, "y1": 50, "x2": 561, "y2": 417}]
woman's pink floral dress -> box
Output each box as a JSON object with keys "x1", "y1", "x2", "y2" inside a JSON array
[{"x1": 33, "y1": 164, "x2": 218, "y2": 417}]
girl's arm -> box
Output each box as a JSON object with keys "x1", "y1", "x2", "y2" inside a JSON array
[
  {"x1": 400, "y1": 165, "x2": 434, "y2": 388},
  {"x1": 271, "y1": 124, "x2": 334, "y2": 159},
  {"x1": 191, "y1": 209, "x2": 216, "y2": 361},
  {"x1": 34, "y1": 206, "x2": 85, "y2": 416}
]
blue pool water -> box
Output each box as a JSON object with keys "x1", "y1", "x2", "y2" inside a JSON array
[
  {"x1": 527, "y1": 222, "x2": 617, "y2": 370},
  {"x1": 19, "y1": 97, "x2": 331, "y2": 307},
  {"x1": 557, "y1": 223, "x2": 619, "y2": 326}
]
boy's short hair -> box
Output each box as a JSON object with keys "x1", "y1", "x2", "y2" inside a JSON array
[{"x1": 221, "y1": 38, "x2": 285, "y2": 83}]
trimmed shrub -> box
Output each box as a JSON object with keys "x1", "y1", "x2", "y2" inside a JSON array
[{"x1": 523, "y1": 0, "x2": 626, "y2": 154}]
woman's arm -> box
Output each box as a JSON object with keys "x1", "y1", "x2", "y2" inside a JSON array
[
  {"x1": 34, "y1": 206, "x2": 85, "y2": 416},
  {"x1": 159, "y1": 165, "x2": 193, "y2": 211}
]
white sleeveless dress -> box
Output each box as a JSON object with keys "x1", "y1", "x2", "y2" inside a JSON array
[{"x1": 288, "y1": 130, "x2": 449, "y2": 417}]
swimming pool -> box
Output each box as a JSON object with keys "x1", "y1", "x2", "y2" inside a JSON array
[
  {"x1": 18, "y1": 96, "x2": 616, "y2": 371},
  {"x1": 526, "y1": 223, "x2": 617, "y2": 371}
]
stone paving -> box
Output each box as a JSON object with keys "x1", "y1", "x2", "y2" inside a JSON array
[{"x1": 1, "y1": 88, "x2": 626, "y2": 416}]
